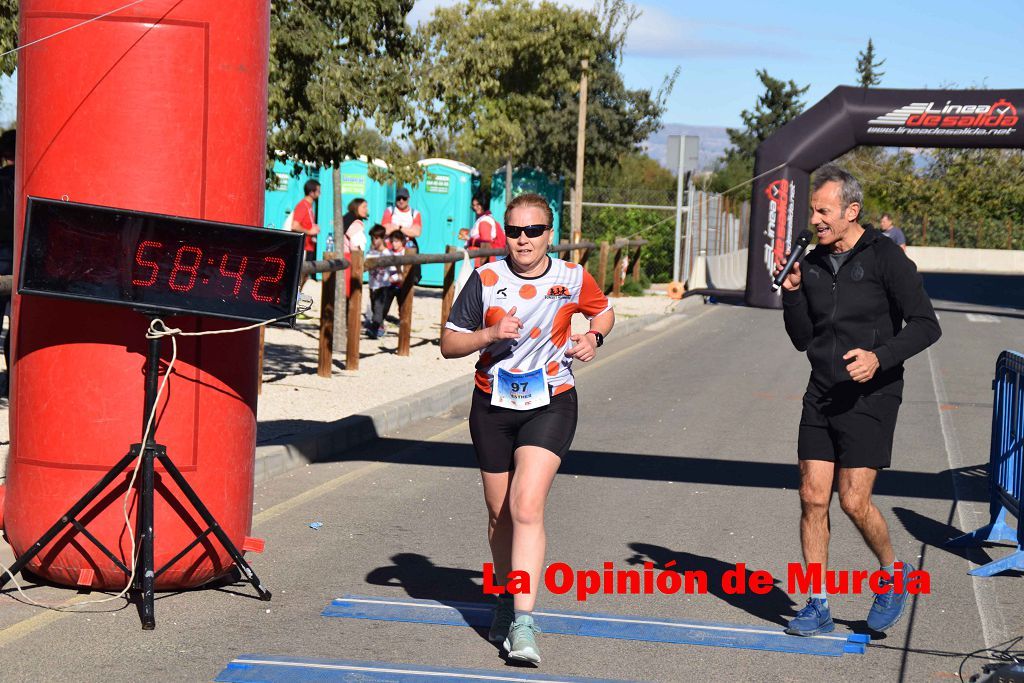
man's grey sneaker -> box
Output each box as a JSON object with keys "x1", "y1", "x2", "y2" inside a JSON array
[
  {"x1": 867, "y1": 561, "x2": 914, "y2": 632},
  {"x1": 488, "y1": 598, "x2": 515, "y2": 643},
  {"x1": 785, "y1": 598, "x2": 834, "y2": 636},
  {"x1": 503, "y1": 614, "x2": 542, "y2": 664}
]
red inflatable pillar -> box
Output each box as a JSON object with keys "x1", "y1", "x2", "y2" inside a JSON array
[{"x1": 2, "y1": 0, "x2": 271, "y2": 589}]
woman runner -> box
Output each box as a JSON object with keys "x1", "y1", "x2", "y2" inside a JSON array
[{"x1": 440, "y1": 193, "x2": 615, "y2": 664}]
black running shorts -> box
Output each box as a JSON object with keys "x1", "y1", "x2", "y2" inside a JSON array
[
  {"x1": 468, "y1": 387, "x2": 579, "y2": 473},
  {"x1": 798, "y1": 389, "x2": 902, "y2": 469}
]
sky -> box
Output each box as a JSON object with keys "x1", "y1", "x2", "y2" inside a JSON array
[
  {"x1": 2, "y1": 0, "x2": 1023, "y2": 128},
  {"x1": 410, "y1": 0, "x2": 1024, "y2": 127}
]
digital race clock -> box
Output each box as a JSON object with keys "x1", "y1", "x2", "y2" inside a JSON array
[{"x1": 19, "y1": 197, "x2": 304, "y2": 325}]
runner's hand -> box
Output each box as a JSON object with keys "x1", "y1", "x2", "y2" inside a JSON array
[
  {"x1": 488, "y1": 306, "x2": 522, "y2": 342},
  {"x1": 844, "y1": 348, "x2": 879, "y2": 383},
  {"x1": 774, "y1": 249, "x2": 801, "y2": 291},
  {"x1": 565, "y1": 333, "x2": 597, "y2": 362}
]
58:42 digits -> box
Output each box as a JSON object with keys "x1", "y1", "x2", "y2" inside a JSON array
[{"x1": 131, "y1": 241, "x2": 287, "y2": 303}]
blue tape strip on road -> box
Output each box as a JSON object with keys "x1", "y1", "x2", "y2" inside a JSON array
[
  {"x1": 216, "y1": 654, "x2": 637, "y2": 682},
  {"x1": 322, "y1": 595, "x2": 870, "y2": 657}
]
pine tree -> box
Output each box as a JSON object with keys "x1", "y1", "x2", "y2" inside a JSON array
[
  {"x1": 856, "y1": 38, "x2": 885, "y2": 88},
  {"x1": 710, "y1": 70, "x2": 809, "y2": 195}
]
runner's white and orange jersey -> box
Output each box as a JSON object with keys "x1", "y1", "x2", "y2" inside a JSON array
[{"x1": 445, "y1": 257, "x2": 611, "y2": 394}]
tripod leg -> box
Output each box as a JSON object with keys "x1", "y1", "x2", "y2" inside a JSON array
[
  {"x1": 0, "y1": 448, "x2": 141, "y2": 592},
  {"x1": 138, "y1": 446, "x2": 156, "y2": 630},
  {"x1": 156, "y1": 453, "x2": 272, "y2": 601}
]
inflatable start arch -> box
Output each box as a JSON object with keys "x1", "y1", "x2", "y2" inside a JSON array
[
  {"x1": 745, "y1": 86, "x2": 1024, "y2": 309},
  {"x1": 2, "y1": 0, "x2": 271, "y2": 590}
]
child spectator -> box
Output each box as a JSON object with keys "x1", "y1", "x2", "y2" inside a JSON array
[{"x1": 367, "y1": 225, "x2": 398, "y2": 339}]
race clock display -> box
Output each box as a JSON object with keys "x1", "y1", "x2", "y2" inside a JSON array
[{"x1": 19, "y1": 197, "x2": 304, "y2": 325}]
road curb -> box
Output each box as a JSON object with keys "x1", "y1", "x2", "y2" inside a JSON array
[{"x1": 253, "y1": 297, "x2": 705, "y2": 484}]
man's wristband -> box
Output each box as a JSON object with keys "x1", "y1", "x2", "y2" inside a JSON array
[{"x1": 585, "y1": 330, "x2": 604, "y2": 347}]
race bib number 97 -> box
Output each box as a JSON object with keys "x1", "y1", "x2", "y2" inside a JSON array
[{"x1": 492, "y1": 367, "x2": 550, "y2": 411}]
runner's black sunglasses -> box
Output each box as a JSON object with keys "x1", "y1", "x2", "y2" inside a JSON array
[{"x1": 505, "y1": 224, "x2": 551, "y2": 239}]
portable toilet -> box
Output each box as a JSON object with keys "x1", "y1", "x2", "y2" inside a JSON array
[
  {"x1": 264, "y1": 158, "x2": 316, "y2": 231},
  {"x1": 339, "y1": 156, "x2": 393, "y2": 232},
  {"x1": 406, "y1": 158, "x2": 480, "y2": 286},
  {"x1": 490, "y1": 167, "x2": 564, "y2": 244},
  {"x1": 263, "y1": 159, "x2": 335, "y2": 276}
]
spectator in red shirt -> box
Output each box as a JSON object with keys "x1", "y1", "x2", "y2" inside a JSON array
[
  {"x1": 291, "y1": 179, "x2": 321, "y2": 290},
  {"x1": 465, "y1": 190, "x2": 505, "y2": 267}
]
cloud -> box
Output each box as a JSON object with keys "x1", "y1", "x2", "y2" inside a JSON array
[
  {"x1": 623, "y1": 5, "x2": 807, "y2": 60},
  {"x1": 408, "y1": 0, "x2": 808, "y2": 60}
]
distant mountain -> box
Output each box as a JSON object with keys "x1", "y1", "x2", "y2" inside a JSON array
[{"x1": 643, "y1": 123, "x2": 731, "y2": 172}]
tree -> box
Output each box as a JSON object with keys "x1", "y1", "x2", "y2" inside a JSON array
[
  {"x1": 415, "y1": 0, "x2": 674, "y2": 180},
  {"x1": 267, "y1": 0, "x2": 420, "y2": 183},
  {"x1": 856, "y1": 38, "x2": 885, "y2": 88},
  {"x1": 518, "y1": 1, "x2": 677, "y2": 181},
  {"x1": 0, "y1": 0, "x2": 15, "y2": 77},
  {"x1": 581, "y1": 153, "x2": 678, "y2": 282},
  {"x1": 710, "y1": 70, "x2": 809, "y2": 196},
  {"x1": 724, "y1": 70, "x2": 809, "y2": 163}
]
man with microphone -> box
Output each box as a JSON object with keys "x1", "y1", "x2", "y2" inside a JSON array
[{"x1": 775, "y1": 164, "x2": 940, "y2": 636}]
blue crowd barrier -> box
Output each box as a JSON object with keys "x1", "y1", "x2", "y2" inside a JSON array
[{"x1": 948, "y1": 350, "x2": 1024, "y2": 576}]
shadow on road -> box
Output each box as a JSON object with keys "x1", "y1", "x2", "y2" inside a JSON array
[
  {"x1": 625, "y1": 542, "x2": 797, "y2": 626},
  {"x1": 256, "y1": 427, "x2": 989, "y2": 504},
  {"x1": 365, "y1": 552, "x2": 494, "y2": 646}
]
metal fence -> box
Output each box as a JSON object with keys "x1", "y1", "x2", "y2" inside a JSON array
[
  {"x1": 681, "y1": 188, "x2": 749, "y2": 290},
  {"x1": 948, "y1": 349, "x2": 1024, "y2": 576}
]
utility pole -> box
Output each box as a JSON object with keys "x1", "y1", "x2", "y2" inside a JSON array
[{"x1": 572, "y1": 58, "x2": 589, "y2": 261}]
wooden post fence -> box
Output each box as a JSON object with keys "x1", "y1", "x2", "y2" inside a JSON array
[
  {"x1": 243, "y1": 240, "x2": 622, "y2": 381},
  {"x1": 440, "y1": 245, "x2": 457, "y2": 329},
  {"x1": 396, "y1": 246, "x2": 417, "y2": 356},
  {"x1": 598, "y1": 241, "x2": 610, "y2": 292},
  {"x1": 346, "y1": 250, "x2": 364, "y2": 372},
  {"x1": 317, "y1": 251, "x2": 338, "y2": 377},
  {"x1": 612, "y1": 240, "x2": 626, "y2": 297}
]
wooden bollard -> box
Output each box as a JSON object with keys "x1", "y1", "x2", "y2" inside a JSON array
[
  {"x1": 598, "y1": 241, "x2": 609, "y2": 292},
  {"x1": 631, "y1": 245, "x2": 643, "y2": 284},
  {"x1": 612, "y1": 242, "x2": 626, "y2": 297},
  {"x1": 441, "y1": 244, "x2": 457, "y2": 329},
  {"x1": 397, "y1": 246, "x2": 417, "y2": 357},
  {"x1": 317, "y1": 251, "x2": 338, "y2": 378},
  {"x1": 346, "y1": 250, "x2": 364, "y2": 372}
]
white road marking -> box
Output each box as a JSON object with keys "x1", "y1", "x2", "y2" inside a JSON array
[{"x1": 926, "y1": 348, "x2": 1009, "y2": 646}]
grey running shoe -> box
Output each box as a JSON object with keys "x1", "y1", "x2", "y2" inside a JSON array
[
  {"x1": 503, "y1": 614, "x2": 542, "y2": 664},
  {"x1": 488, "y1": 597, "x2": 515, "y2": 643}
]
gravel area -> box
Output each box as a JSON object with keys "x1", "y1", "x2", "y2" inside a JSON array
[{"x1": 0, "y1": 283, "x2": 681, "y2": 478}]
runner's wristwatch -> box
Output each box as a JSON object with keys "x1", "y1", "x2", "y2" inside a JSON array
[{"x1": 586, "y1": 330, "x2": 604, "y2": 347}]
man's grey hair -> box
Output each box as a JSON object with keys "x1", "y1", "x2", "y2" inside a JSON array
[{"x1": 812, "y1": 163, "x2": 863, "y2": 212}]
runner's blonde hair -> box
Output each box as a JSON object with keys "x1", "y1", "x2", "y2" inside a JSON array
[{"x1": 505, "y1": 193, "x2": 553, "y2": 227}]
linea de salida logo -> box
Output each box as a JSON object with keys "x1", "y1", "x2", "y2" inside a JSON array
[
  {"x1": 763, "y1": 179, "x2": 794, "y2": 277},
  {"x1": 868, "y1": 98, "x2": 1018, "y2": 133}
]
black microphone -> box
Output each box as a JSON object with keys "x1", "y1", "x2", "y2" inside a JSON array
[{"x1": 771, "y1": 229, "x2": 813, "y2": 292}]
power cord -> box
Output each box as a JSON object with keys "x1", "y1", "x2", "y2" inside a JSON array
[
  {"x1": 0, "y1": 294, "x2": 313, "y2": 611},
  {"x1": 959, "y1": 635, "x2": 1024, "y2": 682}
]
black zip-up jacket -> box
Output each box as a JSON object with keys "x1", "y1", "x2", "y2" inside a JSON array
[{"x1": 782, "y1": 226, "x2": 941, "y2": 396}]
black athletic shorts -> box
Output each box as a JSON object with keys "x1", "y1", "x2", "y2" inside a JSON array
[
  {"x1": 798, "y1": 388, "x2": 902, "y2": 469},
  {"x1": 469, "y1": 386, "x2": 578, "y2": 473}
]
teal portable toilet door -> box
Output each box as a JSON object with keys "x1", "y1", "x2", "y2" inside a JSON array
[
  {"x1": 489, "y1": 167, "x2": 565, "y2": 245},
  {"x1": 409, "y1": 158, "x2": 479, "y2": 286}
]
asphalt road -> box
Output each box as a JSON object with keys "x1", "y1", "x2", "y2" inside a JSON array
[{"x1": 0, "y1": 295, "x2": 1022, "y2": 682}]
